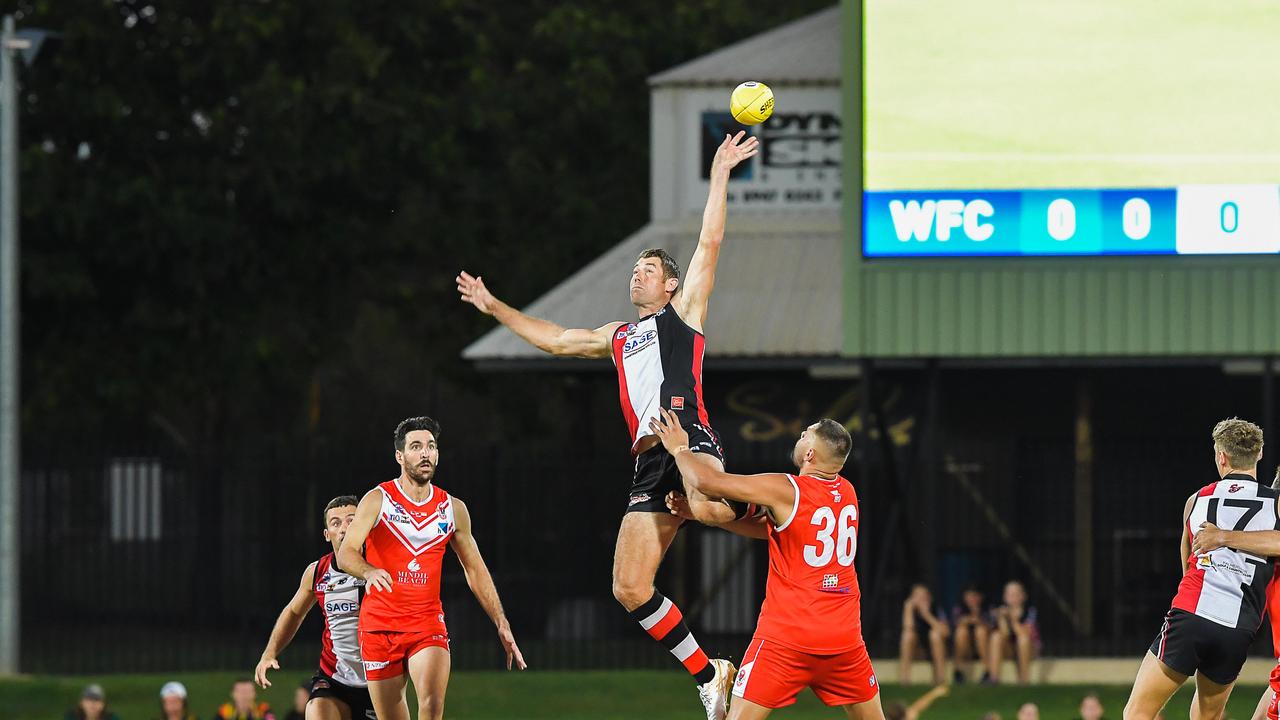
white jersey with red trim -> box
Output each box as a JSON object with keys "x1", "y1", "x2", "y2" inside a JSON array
[
  {"x1": 611, "y1": 304, "x2": 710, "y2": 453},
  {"x1": 1171, "y1": 475, "x2": 1279, "y2": 631},
  {"x1": 313, "y1": 552, "x2": 366, "y2": 687}
]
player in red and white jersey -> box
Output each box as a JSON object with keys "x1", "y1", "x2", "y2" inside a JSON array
[
  {"x1": 1124, "y1": 418, "x2": 1277, "y2": 720},
  {"x1": 338, "y1": 416, "x2": 525, "y2": 720},
  {"x1": 1181, "y1": 468, "x2": 1280, "y2": 720},
  {"x1": 651, "y1": 408, "x2": 884, "y2": 720},
  {"x1": 254, "y1": 495, "x2": 375, "y2": 720},
  {"x1": 457, "y1": 133, "x2": 760, "y2": 719}
]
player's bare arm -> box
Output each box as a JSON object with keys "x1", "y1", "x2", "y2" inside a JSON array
[
  {"x1": 676, "y1": 131, "x2": 759, "y2": 332},
  {"x1": 456, "y1": 271, "x2": 621, "y2": 358},
  {"x1": 665, "y1": 491, "x2": 768, "y2": 539},
  {"x1": 1180, "y1": 492, "x2": 1196, "y2": 572},
  {"x1": 253, "y1": 561, "x2": 318, "y2": 688},
  {"x1": 337, "y1": 489, "x2": 393, "y2": 593},
  {"x1": 649, "y1": 408, "x2": 795, "y2": 524},
  {"x1": 450, "y1": 497, "x2": 528, "y2": 671},
  {"x1": 1192, "y1": 495, "x2": 1280, "y2": 556}
]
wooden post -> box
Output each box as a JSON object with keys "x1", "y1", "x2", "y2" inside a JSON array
[{"x1": 1074, "y1": 376, "x2": 1094, "y2": 635}]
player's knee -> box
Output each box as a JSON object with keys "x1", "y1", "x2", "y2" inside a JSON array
[
  {"x1": 417, "y1": 694, "x2": 445, "y2": 720},
  {"x1": 611, "y1": 578, "x2": 649, "y2": 610}
]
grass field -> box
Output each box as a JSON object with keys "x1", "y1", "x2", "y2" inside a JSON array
[
  {"x1": 0, "y1": 671, "x2": 1269, "y2": 720},
  {"x1": 864, "y1": 0, "x2": 1280, "y2": 189}
]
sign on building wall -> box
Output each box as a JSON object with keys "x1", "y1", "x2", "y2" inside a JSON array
[{"x1": 683, "y1": 88, "x2": 841, "y2": 212}]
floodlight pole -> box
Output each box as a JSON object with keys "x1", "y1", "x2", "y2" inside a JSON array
[{"x1": 0, "y1": 13, "x2": 23, "y2": 676}]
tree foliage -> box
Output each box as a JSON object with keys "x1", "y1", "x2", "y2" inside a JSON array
[{"x1": 14, "y1": 0, "x2": 832, "y2": 453}]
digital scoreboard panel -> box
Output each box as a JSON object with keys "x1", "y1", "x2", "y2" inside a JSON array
[{"x1": 862, "y1": 0, "x2": 1280, "y2": 258}]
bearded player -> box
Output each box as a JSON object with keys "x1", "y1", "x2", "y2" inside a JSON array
[
  {"x1": 456, "y1": 131, "x2": 758, "y2": 718},
  {"x1": 338, "y1": 417, "x2": 525, "y2": 720},
  {"x1": 254, "y1": 496, "x2": 374, "y2": 720},
  {"x1": 650, "y1": 408, "x2": 885, "y2": 720}
]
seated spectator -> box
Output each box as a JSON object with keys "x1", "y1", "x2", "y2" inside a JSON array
[
  {"x1": 981, "y1": 712, "x2": 1002, "y2": 720},
  {"x1": 883, "y1": 684, "x2": 949, "y2": 720},
  {"x1": 984, "y1": 580, "x2": 1039, "y2": 684},
  {"x1": 951, "y1": 583, "x2": 992, "y2": 683},
  {"x1": 1075, "y1": 692, "x2": 1105, "y2": 720},
  {"x1": 214, "y1": 678, "x2": 275, "y2": 720},
  {"x1": 900, "y1": 583, "x2": 951, "y2": 684},
  {"x1": 282, "y1": 680, "x2": 309, "y2": 720},
  {"x1": 156, "y1": 681, "x2": 197, "y2": 720},
  {"x1": 1016, "y1": 702, "x2": 1039, "y2": 720},
  {"x1": 64, "y1": 683, "x2": 121, "y2": 720}
]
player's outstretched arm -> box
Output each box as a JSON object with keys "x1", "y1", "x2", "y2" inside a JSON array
[
  {"x1": 676, "y1": 131, "x2": 760, "y2": 332},
  {"x1": 253, "y1": 562, "x2": 318, "y2": 689},
  {"x1": 337, "y1": 490, "x2": 393, "y2": 593},
  {"x1": 665, "y1": 491, "x2": 768, "y2": 539},
  {"x1": 1193, "y1": 524, "x2": 1280, "y2": 558},
  {"x1": 450, "y1": 498, "x2": 527, "y2": 670},
  {"x1": 649, "y1": 408, "x2": 796, "y2": 525},
  {"x1": 457, "y1": 271, "x2": 620, "y2": 359}
]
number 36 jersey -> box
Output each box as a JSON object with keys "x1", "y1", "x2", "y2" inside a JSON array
[
  {"x1": 1172, "y1": 475, "x2": 1280, "y2": 631},
  {"x1": 755, "y1": 473, "x2": 864, "y2": 654}
]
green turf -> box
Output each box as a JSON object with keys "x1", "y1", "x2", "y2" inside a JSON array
[
  {"x1": 864, "y1": 0, "x2": 1280, "y2": 189},
  {"x1": 0, "y1": 671, "x2": 1269, "y2": 720}
]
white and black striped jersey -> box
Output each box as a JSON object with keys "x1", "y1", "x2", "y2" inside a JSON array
[
  {"x1": 313, "y1": 552, "x2": 367, "y2": 687},
  {"x1": 1170, "y1": 475, "x2": 1280, "y2": 632},
  {"x1": 611, "y1": 304, "x2": 710, "y2": 452}
]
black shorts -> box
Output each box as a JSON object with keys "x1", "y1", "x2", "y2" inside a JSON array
[
  {"x1": 309, "y1": 672, "x2": 375, "y2": 720},
  {"x1": 1148, "y1": 609, "x2": 1255, "y2": 685},
  {"x1": 626, "y1": 423, "x2": 726, "y2": 513}
]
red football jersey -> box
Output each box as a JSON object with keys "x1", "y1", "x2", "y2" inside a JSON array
[
  {"x1": 754, "y1": 473, "x2": 865, "y2": 654},
  {"x1": 358, "y1": 480, "x2": 455, "y2": 633}
]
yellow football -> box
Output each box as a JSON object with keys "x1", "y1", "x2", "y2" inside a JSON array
[{"x1": 730, "y1": 81, "x2": 774, "y2": 125}]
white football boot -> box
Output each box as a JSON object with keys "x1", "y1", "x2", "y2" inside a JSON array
[{"x1": 697, "y1": 658, "x2": 736, "y2": 720}]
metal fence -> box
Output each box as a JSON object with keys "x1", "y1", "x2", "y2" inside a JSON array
[{"x1": 18, "y1": 368, "x2": 1278, "y2": 673}]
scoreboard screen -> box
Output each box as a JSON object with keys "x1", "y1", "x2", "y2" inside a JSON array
[{"x1": 862, "y1": 0, "x2": 1280, "y2": 258}]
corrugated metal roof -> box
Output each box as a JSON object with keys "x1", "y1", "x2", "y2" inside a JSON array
[
  {"x1": 463, "y1": 211, "x2": 843, "y2": 365},
  {"x1": 648, "y1": 6, "x2": 840, "y2": 87}
]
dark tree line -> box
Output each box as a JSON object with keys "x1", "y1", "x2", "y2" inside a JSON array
[{"x1": 13, "y1": 0, "x2": 830, "y2": 463}]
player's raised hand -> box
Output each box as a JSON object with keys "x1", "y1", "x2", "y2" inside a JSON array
[
  {"x1": 710, "y1": 130, "x2": 760, "y2": 175},
  {"x1": 648, "y1": 407, "x2": 690, "y2": 453},
  {"x1": 498, "y1": 622, "x2": 527, "y2": 670},
  {"x1": 457, "y1": 271, "x2": 497, "y2": 315},
  {"x1": 1192, "y1": 522, "x2": 1227, "y2": 554},
  {"x1": 363, "y1": 567, "x2": 394, "y2": 593},
  {"x1": 253, "y1": 656, "x2": 279, "y2": 688}
]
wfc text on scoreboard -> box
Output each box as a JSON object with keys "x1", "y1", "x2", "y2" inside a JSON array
[{"x1": 862, "y1": 185, "x2": 1280, "y2": 257}]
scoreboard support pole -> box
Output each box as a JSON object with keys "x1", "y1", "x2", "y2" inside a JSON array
[
  {"x1": 1072, "y1": 378, "x2": 1095, "y2": 636},
  {"x1": 1263, "y1": 358, "x2": 1275, "y2": 479},
  {"x1": 0, "y1": 14, "x2": 19, "y2": 675}
]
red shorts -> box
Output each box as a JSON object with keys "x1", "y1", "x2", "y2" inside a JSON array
[
  {"x1": 359, "y1": 630, "x2": 449, "y2": 681},
  {"x1": 732, "y1": 636, "x2": 879, "y2": 709}
]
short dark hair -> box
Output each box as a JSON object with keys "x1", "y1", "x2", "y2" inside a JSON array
[
  {"x1": 323, "y1": 495, "x2": 359, "y2": 523},
  {"x1": 637, "y1": 248, "x2": 681, "y2": 282},
  {"x1": 395, "y1": 416, "x2": 441, "y2": 451},
  {"x1": 814, "y1": 419, "x2": 852, "y2": 461}
]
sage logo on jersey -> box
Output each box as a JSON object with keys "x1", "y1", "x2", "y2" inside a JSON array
[
  {"x1": 622, "y1": 329, "x2": 657, "y2": 357},
  {"x1": 408, "y1": 558, "x2": 421, "y2": 572},
  {"x1": 325, "y1": 599, "x2": 359, "y2": 614}
]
